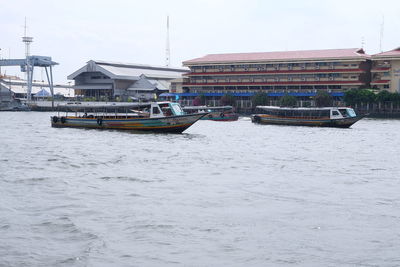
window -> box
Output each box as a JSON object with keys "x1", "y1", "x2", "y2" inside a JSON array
[
  {"x1": 332, "y1": 111, "x2": 340, "y2": 116},
  {"x1": 152, "y1": 107, "x2": 160, "y2": 114}
]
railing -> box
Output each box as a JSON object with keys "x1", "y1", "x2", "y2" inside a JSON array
[{"x1": 354, "y1": 102, "x2": 400, "y2": 117}]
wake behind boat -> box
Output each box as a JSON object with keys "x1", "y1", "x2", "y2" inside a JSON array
[
  {"x1": 251, "y1": 106, "x2": 365, "y2": 128},
  {"x1": 51, "y1": 102, "x2": 206, "y2": 133}
]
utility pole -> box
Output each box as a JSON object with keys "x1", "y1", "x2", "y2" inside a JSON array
[
  {"x1": 22, "y1": 17, "x2": 34, "y2": 101},
  {"x1": 379, "y1": 15, "x2": 384, "y2": 52},
  {"x1": 166, "y1": 15, "x2": 170, "y2": 67}
]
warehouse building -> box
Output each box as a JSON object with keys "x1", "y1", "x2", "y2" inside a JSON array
[{"x1": 68, "y1": 60, "x2": 188, "y2": 101}]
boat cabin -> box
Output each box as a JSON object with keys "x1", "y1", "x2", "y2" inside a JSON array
[
  {"x1": 56, "y1": 101, "x2": 186, "y2": 119},
  {"x1": 255, "y1": 106, "x2": 357, "y2": 119},
  {"x1": 149, "y1": 102, "x2": 185, "y2": 117},
  {"x1": 128, "y1": 102, "x2": 186, "y2": 118}
]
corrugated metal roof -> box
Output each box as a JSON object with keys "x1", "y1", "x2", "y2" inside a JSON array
[
  {"x1": 147, "y1": 79, "x2": 170, "y2": 90},
  {"x1": 372, "y1": 47, "x2": 400, "y2": 58},
  {"x1": 183, "y1": 48, "x2": 369, "y2": 65},
  {"x1": 93, "y1": 60, "x2": 189, "y2": 72},
  {"x1": 99, "y1": 64, "x2": 185, "y2": 80},
  {"x1": 68, "y1": 60, "x2": 189, "y2": 80}
]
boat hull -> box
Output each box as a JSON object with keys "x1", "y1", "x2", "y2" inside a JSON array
[
  {"x1": 51, "y1": 113, "x2": 206, "y2": 133},
  {"x1": 201, "y1": 113, "x2": 239, "y2": 121},
  {"x1": 251, "y1": 114, "x2": 364, "y2": 128}
]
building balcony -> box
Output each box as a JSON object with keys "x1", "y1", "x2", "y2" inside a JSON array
[
  {"x1": 184, "y1": 68, "x2": 365, "y2": 77},
  {"x1": 371, "y1": 67, "x2": 391, "y2": 72},
  {"x1": 183, "y1": 80, "x2": 364, "y2": 87},
  {"x1": 371, "y1": 80, "x2": 390, "y2": 84}
]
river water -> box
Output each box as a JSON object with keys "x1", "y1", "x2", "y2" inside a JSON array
[{"x1": 0, "y1": 112, "x2": 399, "y2": 266}]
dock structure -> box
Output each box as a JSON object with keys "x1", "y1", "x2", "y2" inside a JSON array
[{"x1": 0, "y1": 22, "x2": 59, "y2": 108}]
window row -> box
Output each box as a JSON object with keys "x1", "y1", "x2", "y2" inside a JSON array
[{"x1": 191, "y1": 62, "x2": 360, "y2": 71}]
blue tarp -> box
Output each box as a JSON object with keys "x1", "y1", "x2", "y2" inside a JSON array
[
  {"x1": 160, "y1": 92, "x2": 345, "y2": 98},
  {"x1": 35, "y1": 88, "x2": 51, "y2": 97}
]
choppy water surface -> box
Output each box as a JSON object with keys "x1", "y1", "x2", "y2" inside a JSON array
[{"x1": 0, "y1": 112, "x2": 399, "y2": 266}]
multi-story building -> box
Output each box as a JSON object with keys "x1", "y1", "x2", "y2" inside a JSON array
[
  {"x1": 181, "y1": 48, "x2": 371, "y2": 108},
  {"x1": 371, "y1": 47, "x2": 400, "y2": 92}
]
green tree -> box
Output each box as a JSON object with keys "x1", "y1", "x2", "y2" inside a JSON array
[
  {"x1": 314, "y1": 91, "x2": 333, "y2": 107},
  {"x1": 251, "y1": 92, "x2": 269, "y2": 106},
  {"x1": 344, "y1": 89, "x2": 376, "y2": 106},
  {"x1": 391, "y1": 92, "x2": 400, "y2": 103},
  {"x1": 279, "y1": 94, "x2": 297, "y2": 107},
  {"x1": 220, "y1": 93, "x2": 236, "y2": 106},
  {"x1": 376, "y1": 90, "x2": 394, "y2": 102}
]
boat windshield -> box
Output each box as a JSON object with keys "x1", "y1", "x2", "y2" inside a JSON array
[
  {"x1": 346, "y1": 108, "x2": 356, "y2": 117},
  {"x1": 170, "y1": 103, "x2": 184, "y2": 115}
]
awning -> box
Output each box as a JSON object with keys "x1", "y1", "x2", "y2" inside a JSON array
[{"x1": 160, "y1": 92, "x2": 345, "y2": 98}]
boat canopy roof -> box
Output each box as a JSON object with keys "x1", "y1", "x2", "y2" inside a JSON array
[
  {"x1": 57, "y1": 101, "x2": 173, "y2": 110},
  {"x1": 183, "y1": 105, "x2": 233, "y2": 110}
]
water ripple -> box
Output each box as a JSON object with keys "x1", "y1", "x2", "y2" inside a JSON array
[{"x1": 0, "y1": 113, "x2": 400, "y2": 266}]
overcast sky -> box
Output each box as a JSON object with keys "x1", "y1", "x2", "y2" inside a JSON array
[{"x1": 1, "y1": 0, "x2": 399, "y2": 84}]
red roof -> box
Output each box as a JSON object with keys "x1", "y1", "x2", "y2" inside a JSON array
[
  {"x1": 183, "y1": 48, "x2": 369, "y2": 65},
  {"x1": 373, "y1": 47, "x2": 400, "y2": 58}
]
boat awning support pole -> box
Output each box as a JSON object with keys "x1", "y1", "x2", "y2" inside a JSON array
[{"x1": 45, "y1": 66, "x2": 55, "y2": 110}]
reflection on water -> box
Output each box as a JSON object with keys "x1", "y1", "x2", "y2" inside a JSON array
[{"x1": 0, "y1": 112, "x2": 400, "y2": 266}]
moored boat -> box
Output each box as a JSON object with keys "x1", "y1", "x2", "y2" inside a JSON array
[
  {"x1": 251, "y1": 106, "x2": 365, "y2": 128},
  {"x1": 51, "y1": 102, "x2": 206, "y2": 133},
  {"x1": 182, "y1": 105, "x2": 238, "y2": 121}
]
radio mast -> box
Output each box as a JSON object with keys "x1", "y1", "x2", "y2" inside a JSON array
[
  {"x1": 379, "y1": 15, "x2": 384, "y2": 52},
  {"x1": 22, "y1": 17, "x2": 33, "y2": 58},
  {"x1": 166, "y1": 16, "x2": 170, "y2": 67},
  {"x1": 22, "y1": 17, "x2": 34, "y2": 101}
]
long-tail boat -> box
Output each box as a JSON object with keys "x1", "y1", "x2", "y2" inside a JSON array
[
  {"x1": 251, "y1": 106, "x2": 365, "y2": 128},
  {"x1": 51, "y1": 102, "x2": 206, "y2": 133}
]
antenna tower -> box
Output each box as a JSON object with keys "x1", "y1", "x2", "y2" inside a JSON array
[
  {"x1": 22, "y1": 17, "x2": 34, "y2": 101},
  {"x1": 22, "y1": 17, "x2": 33, "y2": 58},
  {"x1": 166, "y1": 16, "x2": 170, "y2": 67},
  {"x1": 379, "y1": 15, "x2": 384, "y2": 52}
]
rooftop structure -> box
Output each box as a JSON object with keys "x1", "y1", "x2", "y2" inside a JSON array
[
  {"x1": 68, "y1": 60, "x2": 188, "y2": 100},
  {"x1": 184, "y1": 48, "x2": 370, "y2": 64}
]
